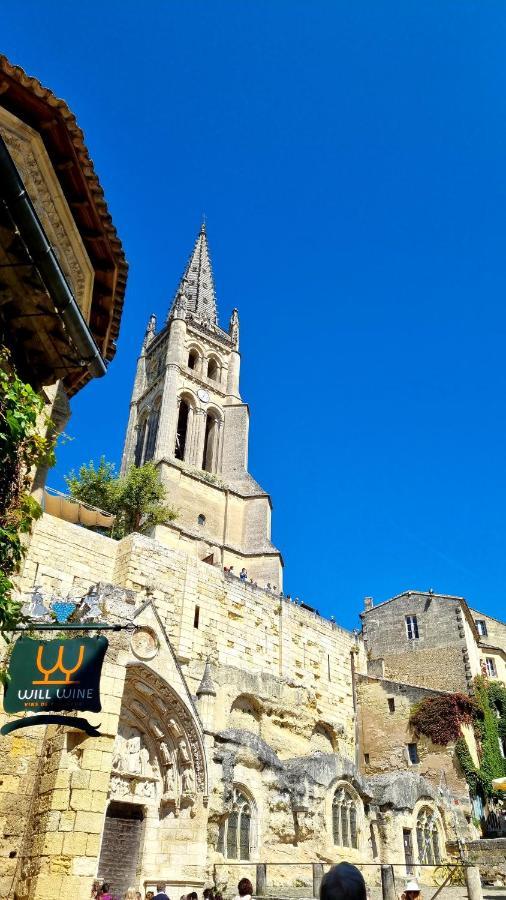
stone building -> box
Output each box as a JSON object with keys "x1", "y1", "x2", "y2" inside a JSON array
[
  {"x1": 361, "y1": 591, "x2": 506, "y2": 692},
  {"x1": 3, "y1": 227, "x2": 493, "y2": 900}
]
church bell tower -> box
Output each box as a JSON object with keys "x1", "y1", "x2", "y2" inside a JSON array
[{"x1": 121, "y1": 224, "x2": 283, "y2": 586}]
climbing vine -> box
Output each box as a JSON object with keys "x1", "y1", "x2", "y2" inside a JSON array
[
  {"x1": 0, "y1": 348, "x2": 55, "y2": 636},
  {"x1": 411, "y1": 678, "x2": 506, "y2": 798}
]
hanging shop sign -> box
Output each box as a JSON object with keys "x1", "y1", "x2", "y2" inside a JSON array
[{"x1": 1, "y1": 636, "x2": 108, "y2": 735}]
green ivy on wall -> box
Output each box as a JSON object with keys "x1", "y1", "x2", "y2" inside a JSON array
[
  {"x1": 0, "y1": 348, "x2": 55, "y2": 637},
  {"x1": 411, "y1": 677, "x2": 506, "y2": 799}
]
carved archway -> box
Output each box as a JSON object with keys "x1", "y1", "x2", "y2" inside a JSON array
[{"x1": 109, "y1": 663, "x2": 207, "y2": 815}]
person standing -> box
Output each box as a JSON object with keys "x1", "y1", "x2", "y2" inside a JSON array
[
  {"x1": 153, "y1": 885, "x2": 170, "y2": 900},
  {"x1": 233, "y1": 879, "x2": 253, "y2": 900},
  {"x1": 401, "y1": 880, "x2": 422, "y2": 900},
  {"x1": 320, "y1": 863, "x2": 366, "y2": 900}
]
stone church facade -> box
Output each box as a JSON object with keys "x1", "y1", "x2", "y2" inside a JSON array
[{"x1": 3, "y1": 227, "x2": 502, "y2": 900}]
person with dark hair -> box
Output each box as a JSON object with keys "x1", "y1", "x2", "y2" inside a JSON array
[
  {"x1": 320, "y1": 863, "x2": 366, "y2": 900},
  {"x1": 154, "y1": 885, "x2": 170, "y2": 900},
  {"x1": 234, "y1": 878, "x2": 253, "y2": 900},
  {"x1": 101, "y1": 885, "x2": 113, "y2": 900},
  {"x1": 187, "y1": 892, "x2": 198, "y2": 900},
  {"x1": 203, "y1": 889, "x2": 214, "y2": 900}
]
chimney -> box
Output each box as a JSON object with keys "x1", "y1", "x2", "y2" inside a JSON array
[{"x1": 364, "y1": 596, "x2": 374, "y2": 611}]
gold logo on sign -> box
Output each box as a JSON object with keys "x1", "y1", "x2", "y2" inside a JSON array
[{"x1": 32, "y1": 644, "x2": 85, "y2": 685}]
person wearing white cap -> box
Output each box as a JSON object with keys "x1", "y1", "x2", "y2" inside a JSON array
[{"x1": 401, "y1": 880, "x2": 421, "y2": 900}]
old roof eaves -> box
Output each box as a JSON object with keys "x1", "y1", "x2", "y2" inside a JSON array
[{"x1": 0, "y1": 55, "x2": 128, "y2": 373}]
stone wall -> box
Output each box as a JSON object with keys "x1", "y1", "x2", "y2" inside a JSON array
[
  {"x1": 361, "y1": 593, "x2": 472, "y2": 693},
  {"x1": 356, "y1": 676, "x2": 470, "y2": 799},
  {"x1": 17, "y1": 515, "x2": 359, "y2": 749}
]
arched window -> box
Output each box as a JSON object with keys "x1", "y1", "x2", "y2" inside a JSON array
[
  {"x1": 332, "y1": 785, "x2": 359, "y2": 849},
  {"x1": 416, "y1": 807, "x2": 442, "y2": 865},
  {"x1": 207, "y1": 357, "x2": 219, "y2": 381},
  {"x1": 217, "y1": 787, "x2": 254, "y2": 860},
  {"x1": 134, "y1": 415, "x2": 148, "y2": 467},
  {"x1": 188, "y1": 349, "x2": 199, "y2": 370},
  {"x1": 175, "y1": 398, "x2": 191, "y2": 461},
  {"x1": 144, "y1": 400, "x2": 161, "y2": 462}
]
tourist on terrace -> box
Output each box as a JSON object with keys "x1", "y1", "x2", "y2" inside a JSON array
[
  {"x1": 234, "y1": 878, "x2": 253, "y2": 900},
  {"x1": 401, "y1": 880, "x2": 421, "y2": 900},
  {"x1": 100, "y1": 884, "x2": 113, "y2": 900},
  {"x1": 320, "y1": 863, "x2": 366, "y2": 900},
  {"x1": 239, "y1": 568, "x2": 248, "y2": 581},
  {"x1": 153, "y1": 884, "x2": 170, "y2": 900}
]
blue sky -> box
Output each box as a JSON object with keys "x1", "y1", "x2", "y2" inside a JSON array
[{"x1": 4, "y1": 1, "x2": 506, "y2": 629}]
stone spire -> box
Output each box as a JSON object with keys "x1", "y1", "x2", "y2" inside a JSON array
[
  {"x1": 169, "y1": 222, "x2": 218, "y2": 325},
  {"x1": 196, "y1": 658, "x2": 216, "y2": 698},
  {"x1": 143, "y1": 312, "x2": 157, "y2": 349}
]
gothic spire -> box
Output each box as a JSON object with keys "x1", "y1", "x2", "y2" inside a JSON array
[{"x1": 169, "y1": 223, "x2": 218, "y2": 325}]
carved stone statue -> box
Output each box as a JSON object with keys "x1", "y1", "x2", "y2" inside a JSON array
[
  {"x1": 163, "y1": 764, "x2": 176, "y2": 797},
  {"x1": 178, "y1": 738, "x2": 190, "y2": 765},
  {"x1": 160, "y1": 741, "x2": 171, "y2": 765},
  {"x1": 125, "y1": 735, "x2": 142, "y2": 775},
  {"x1": 140, "y1": 746, "x2": 153, "y2": 777},
  {"x1": 181, "y1": 767, "x2": 195, "y2": 794}
]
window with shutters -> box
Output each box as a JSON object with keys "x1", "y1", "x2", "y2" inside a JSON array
[
  {"x1": 405, "y1": 615, "x2": 419, "y2": 640},
  {"x1": 217, "y1": 787, "x2": 255, "y2": 860},
  {"x1": 332, "y1": 784, "x2": 360, "y2": 849}
]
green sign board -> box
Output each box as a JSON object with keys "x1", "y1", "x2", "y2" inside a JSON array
[{"x1": 3, "y1": 636, "x2": 108, "y2": 715}]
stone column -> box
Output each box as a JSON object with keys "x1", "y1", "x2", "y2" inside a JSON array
[
  {"x1": 226, "y1": 349, "x2": 241, "y2": 399},
  {"x1": 312, "y1": 863, "x2": 324, "y2": 899},
  {"x1": 465, "y1": 866, "x2": 483, "y2": 900},
  {"x1": 154, "y1": 317, "x2": 186, "y2": 461},
  {"x1": 381, "y1": 865, "x2": 396, "y2": 900},
  {"x1": 256, "y1": 864, "x2": 267, "y2": 897},
  {"x1": 184, "y1": 405, "x2": 195, "y2": 464},
  {"x1": 193, "y1": 410, "x2": 207, "y2": 471}
]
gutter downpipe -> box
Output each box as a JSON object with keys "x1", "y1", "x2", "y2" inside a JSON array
[{"x1": 0, "y1": 134, "x2": 106, "y2": 379}]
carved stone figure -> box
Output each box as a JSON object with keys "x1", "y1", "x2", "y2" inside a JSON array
[
  {"x1": 163, "y1": 764, "x2": 176, "y2": 797},
  {"x1": 181, "y1": 767, "x2": 195, "y2": 794},
  {"x1": 125, "y1": 735, "x2": 142, "y2": 774},
  {"x1": 178, "y1": 738, "x2": 190, "y2": 765},
  {"x1": 160, "y1": 741, "x2": 172, "y2": 766}
]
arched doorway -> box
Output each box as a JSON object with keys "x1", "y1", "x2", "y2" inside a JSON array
[{"x1": 97, "y1": 665, "x2": 207, "y2": 895}]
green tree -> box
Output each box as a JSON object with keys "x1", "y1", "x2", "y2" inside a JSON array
[{"x1": 65, "y1": 458, "x2": 177, "y2": 539}]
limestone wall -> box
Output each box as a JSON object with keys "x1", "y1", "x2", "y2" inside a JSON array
[
  {"x1": 17, "y1": 515, "x2": 358, "y2": 753},
  {"x1": 356, "y1": 676, "x2": 470, "y2": 799}
]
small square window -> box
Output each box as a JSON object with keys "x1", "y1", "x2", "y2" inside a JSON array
[
  {"x1": 388, "y1": 697, "x2": 395, "y2": 713},
  {"x1": 475, "y1": 619, "x2": 488, "y2": 637},
  {"x1": 407, "y1": 743, "x2": 419, "y2": 764},
  {"x1": 405, "y1": 615, "x2": 419, "y2": 640}
]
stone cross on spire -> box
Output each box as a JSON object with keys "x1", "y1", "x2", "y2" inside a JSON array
[{"x1": 169, "y1": 222, "x2": 218, "y2": 325}]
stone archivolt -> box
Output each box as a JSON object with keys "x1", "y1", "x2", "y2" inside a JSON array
[{"x1": 112, "y1": 664, "x2": 206, "y2": 816}]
